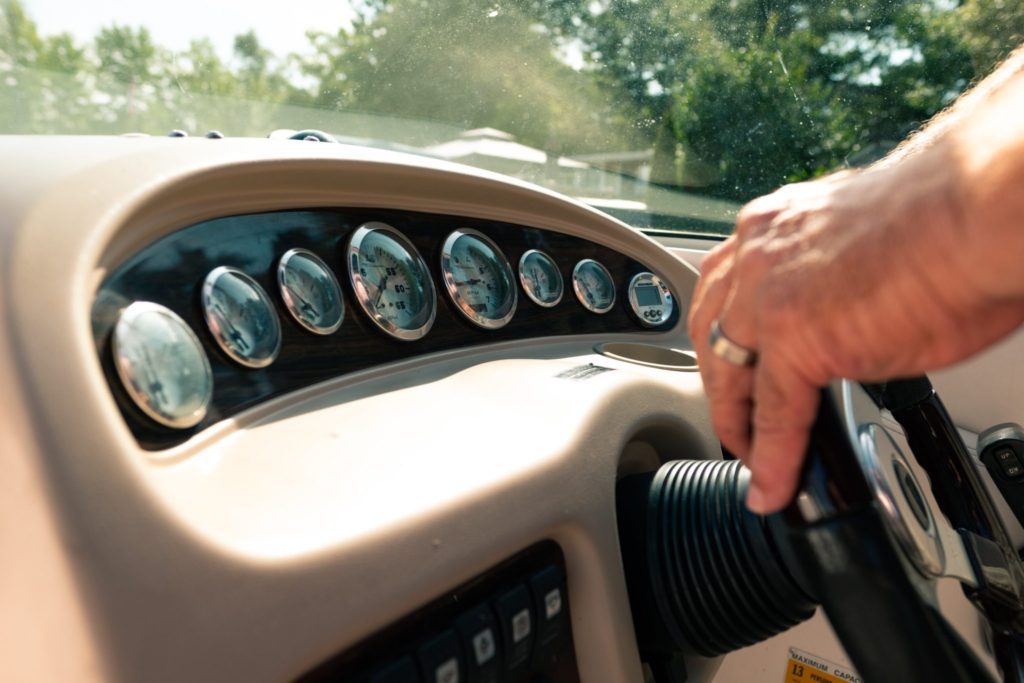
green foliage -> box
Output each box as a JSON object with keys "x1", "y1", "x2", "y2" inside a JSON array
[
  {"x1": 297, "y1": 0, "x2": 631, "y2": 154},
  {"x1": 961, "y1": 0, "x2": 1024, "y2": 73},
  {"x1": 0, "y1": 0, "x2": 1021, "y2": 203}
]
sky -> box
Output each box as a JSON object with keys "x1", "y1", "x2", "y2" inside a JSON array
[{"x1": 25, "y1": 0, "x2": 358, "y2": 60}]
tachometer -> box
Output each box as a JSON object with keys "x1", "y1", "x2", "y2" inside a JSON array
[
  {"x1": 518, "y1": 249, "x2": 563, "y2": 308},
  {"x1": 572, "y1": 259, "x2": 616, "y2": 314},
  {"x1": 348, "y1": 222, "x2": 437, "y2": 341},
  {"x1": 440, "y1": 228, "x2": 517, "y2": 329}
]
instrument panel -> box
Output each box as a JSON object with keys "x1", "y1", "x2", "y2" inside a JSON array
[{"x1": 92, "y1": 207, "x2": 679, "y2": 450}]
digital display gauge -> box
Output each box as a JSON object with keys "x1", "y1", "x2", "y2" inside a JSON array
[
  {"x1": 277, "y1": 248, "x2": 345, "y2": 335},
  {"x1": 627, "y1": 272, "x2": 675, "y2": 327},
  {"x1": 572, "y1": 259, "x2": 616, "y2": 314},
  {"x1": 518, "y1": 249, "x2": 563, "y2": 308},
  {"x1": 202, "y1": 266, "x2": 282, "y2": 368},
  {"x1": 348, "y1": 222, "x2": 437, "y2": 341},
  {"x1": 112, "y1": 301, "x2": 213, "y2": 429},
  {"x1": 440, "y1": 228, "x2": 517, "y2": 329}
]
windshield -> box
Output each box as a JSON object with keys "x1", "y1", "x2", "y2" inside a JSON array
[{"x1": 1, "y1": 1, "x2": 1018, "y2": 234}]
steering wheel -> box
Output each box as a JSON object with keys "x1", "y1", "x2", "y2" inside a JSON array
[{"x1": 618, "y1": 378, "x2": 1024, "y2": 683}]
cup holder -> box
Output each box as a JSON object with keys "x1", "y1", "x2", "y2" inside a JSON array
[{"x1": 595, "y1": 342, "x2": 699, "y2": 371}]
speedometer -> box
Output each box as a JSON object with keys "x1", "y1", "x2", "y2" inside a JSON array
[
  {"x1": 440, "y1": 228, "x2": 517, "y2": 329},
  {"x1": 348, "y1": 222, "x2": 437, "y2": 341}
]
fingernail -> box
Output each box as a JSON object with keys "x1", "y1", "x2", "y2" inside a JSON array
[{"x1": 746, "y1": 482, "x2": 769, "y2": 514}]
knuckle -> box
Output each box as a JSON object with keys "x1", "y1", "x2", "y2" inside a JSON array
[
  {"x1": 734, "y1": 241, "x2": 773, "y2": 276},
  {"x1": 699, "y1": 247, "x2": 722, "y2": 272},
  {"x1": 699, "y1": 238, "x2": 734, "y2": 273}
]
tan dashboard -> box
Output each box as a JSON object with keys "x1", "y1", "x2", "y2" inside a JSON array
[{"x1": 0, "y1": 136, "x2": 725, "y2": 682}]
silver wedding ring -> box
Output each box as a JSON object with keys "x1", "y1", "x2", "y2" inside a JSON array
[{"x1": 709, "y1": 319, "x2": 757, "y2": 367}]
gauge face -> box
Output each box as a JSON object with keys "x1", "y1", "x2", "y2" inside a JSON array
[
  {"x1": 572, "y1": 259, "x2": 616, "y2": 314},
  {"x1": 277, "y1": 248, "x2": 345, "y2": 335},
  {"x1": 518, "y1": 249, "x2": 563, "y2": 308},
  {"x1": 202, "y1": 266, "x2": 281, "y2": 368},
  {"x1": 628, "y1": 272, "x2": 675, "y2": 327},
  {"x1": 112, "y1": 302, "x2": 212, "y2": 429},
  {"x1": 441, "y1": 229, "x2": 517, "y2": 329},
  {"x1": 348, "y1": 222, "x2": 437, "y2": 341}
]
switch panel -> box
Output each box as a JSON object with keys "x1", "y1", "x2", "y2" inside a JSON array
[
  {"x1": 298, "y1": 542, "x2": 579, "y2": 683},
  {"x1": 978, "y1": 423, "x2": 1024, "y2": 530}
]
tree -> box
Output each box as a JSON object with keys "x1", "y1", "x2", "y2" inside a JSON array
[
  {"x1": 299, "y1": 0, "x2": 631, "y2": 153},
  {"x1": 1, "y1": 0, "x2": 1022, "y2": 207},
  {"x1": 961, "y1": 0, "x2": 1024, "y2": 75}
]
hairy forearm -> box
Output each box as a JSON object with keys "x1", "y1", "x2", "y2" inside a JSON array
[
  {"x1": 874, "y1": 44, "x2": 1024, "y2": 169},
  {"x1": 949, "y1": 66, "x2": 1024, "y2": 301}
]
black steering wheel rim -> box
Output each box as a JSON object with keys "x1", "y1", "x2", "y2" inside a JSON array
[{"x1": 784, "y1": 378, "x2": 1024, "y2": 683}]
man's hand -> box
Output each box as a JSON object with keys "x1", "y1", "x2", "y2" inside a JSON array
[{"x1": 687, "y1": 149, "x2": 1024, "y2": 513}]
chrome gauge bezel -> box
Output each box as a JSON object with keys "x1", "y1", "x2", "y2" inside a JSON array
[
  {"x1": 347, "y1": 222, "x2": 437, "y2": 341},
  {"x1": 201, "y1": 266, "x2": 282, "y2": 368},
  {"x1": 572, "y1": 259, "x2": 616, "y2": 314},
  {"x1": 277, "y1": 248, "x2": 345, "y2": 335},
  {"x1": 627, "y1": 271, "x2": 675, "y2": 327},
  {"x1": 112, "y1": 301, "x2": 213, "y2": 429},
  {"x1": 518, "y1": 249, "x2": 563, "y2": 308},
  {"x1": 440, "y1": 228, "x2": 518, "y2": 330}
]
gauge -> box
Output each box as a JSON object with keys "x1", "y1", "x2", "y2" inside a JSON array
[
  {"x1": 277, "y1": 248, "x2": 345, "y2": 335},
  {"x1": 201, "y1": 266, "x2": 281, "y2": 368},
  {"x1": 347, "y1": 222, "x2": 437, "y2": 341},
  {"x1": 572, "y1": 259, "x2": 616, "y2": 313},
  {"x1": 518, "y1": 249, "x2": 563, "y2": 308},
  {"x1": 112, "y1": 301, "x2": 213, "y2": 429},
  {"x1": 440, "y1": 228, "x2": 517, "y2": 329},
  {"x1": 628, "y1": 272, "x2": 675, "y2": 327}
]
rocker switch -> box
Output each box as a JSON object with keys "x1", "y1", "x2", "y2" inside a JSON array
[{"x1": 978, "y1": 423, "x2": 1024, "y2": 528}]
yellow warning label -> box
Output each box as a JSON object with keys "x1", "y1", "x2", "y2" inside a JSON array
[{"x1": 785, "y1": 647, "x2": 861, "y2": 683}]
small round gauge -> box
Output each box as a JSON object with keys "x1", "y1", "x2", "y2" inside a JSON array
[
  {"x1": 518, "y1": 249, "x2": 563, "y2": 308},
  {"x1": 277, "y1": 248, "x2": 345, "y2": 335},
  {"x1": 628, "y1": 272, "x2": 675, "y2": 327},
  {"x1": 572, "y1": 259, "x2": 616, "y2": 314},
  {"x1": 441, "y1": 229, "x2": 517, "y2": 329},
  {"x1": 347, "y1": 222, "x2": 437, "y2": 341},
  {"x1": 202, "y1": 266, "x2": 281, "y2": 368},
  {"x1": 112, "y1": 301, "x2": 212, "y2": 429}
]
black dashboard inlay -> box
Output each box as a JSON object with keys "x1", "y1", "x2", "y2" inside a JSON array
[{"x1": 92, "y1": 208, "x2": 677, "y2": 448}]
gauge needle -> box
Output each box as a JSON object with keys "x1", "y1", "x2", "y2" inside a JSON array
[
  {"x1": 213, "y1": 302, "x2": 250, "y2": 350},
  {"x1": 455, "y1": 278, "x2": 483, "y2": 286},
  {"x1": 374, "y1": 275, "x2": 389, "y2": 308},
  {"x1": 291, "y1": 289, "x2": 319, "y2": 317},
  {"x1": 139, "y1": 345, "x2": 166, "y2": 409}
]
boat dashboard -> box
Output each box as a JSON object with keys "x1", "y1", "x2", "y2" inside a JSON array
[
  {"x1": 2, "y1": 135, "x2": 999, "y2": 683},
  {"x1": 0, "y1": 135, "x2": 721, "y2": 683}
]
